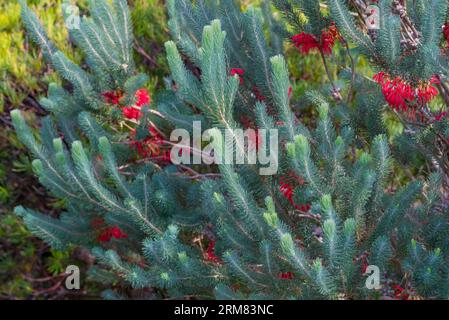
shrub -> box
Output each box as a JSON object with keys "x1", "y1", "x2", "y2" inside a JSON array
[{"x1": 12, "y1": 0, "x2": 449, "y2": 300}]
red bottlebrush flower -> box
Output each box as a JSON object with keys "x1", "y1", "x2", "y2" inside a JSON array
[
  {"x1": 102, "y1": 90, "x2": 122, "y2": 105},
  {"x1": 444, "y1": 23, "x2": 449, "y2": 47},
  {"x1": 288, "y1": 86, "x2": 293, "y2": 98},
  {"x1": 435, "y1": 111, "x2": 448, "y2": 122},
  {"x1": 327, "y1": 21, "x2": 342, "y2": 42},
  {"x1": 278, "y1": 272, "x2": 294, "y2": 280},
  {"x1": 374, "y1": 73, "x2": 415, "y2": 111},
  {"x1": 361, "y1": 258, "x2": 368, "y2": 274},
  {"x1": 98, "y1": 232, "x2": 111, "y2": 242},
  {"x1": 121, "y1": 89, "x2": 151, "y2": 120},
  {"x1": 205, "y1": 241, "x2": 222, "y2": 264},
  {"x1": 291, "y1": 26, "x2": 338, "y2": 55},
  {"x1": 392, "y1": 284, "x2": 410, "y2": 300},
  {"x1": 131, "y1": 125, "x2": 166, "y2": 159},
  {"x1": 122, "y1": 106, "x2": 142, "y2": 120},
  {"x1": 279, "y1": 173, "x2": 309, "y2": 211},
  {"x1": 374, "y1": 72, "x2": 439, "y2": 110},
  {"x1": 135, "y1": 88, "x2": 151, "y2": 107},
  {"x1": 383, "y1": 78, "x2": 415, "y2": 111},
  {"x1": 320, "y1": 29, "x2": 336, "y2": 55},
  {"x1": 373, "y1": 71, "x2": 387, "y2": 84},
  {"x1": 97, "y1": 226, "x2": 127, "y2": 242},
  {"x1": 291, "y1": 32, "x2": 320, "y2": 55},
  {"x1": 231, "y1": 68, "x2": 245, "y2": 85},
  {"x1": 417, "y1": 83, "x2": 439, "y2": 105},
  {"x1": 430, "y1": 74, "x2": 441, "y2": 85},
  {"x1": 110, "y1": 226, "x2": 128, "y2": 239},
  {"x1": 279, "y1": 181, "x2": 295, "y2": 203}
]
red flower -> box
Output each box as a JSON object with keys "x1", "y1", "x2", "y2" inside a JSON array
[
  {"x1": 131, "y1": 125, "x2": 165, "y2": 158},
  {"x1": 110, "y1": 226, "x2": 128, "y2": 239},
  {"x1": 436, "y1": 111, "x2": 447, "y2": 121},
  {"x1": 135, "y1": 88, "x2": 151, "y2": 107},
  {"x1": 205, "y1": 241, "x2": 222, "y2": 264},
  {"x1": 430, "y1": 74, "x2": 441, "y2": 85},
  {"x1": 373, "y1": 72, "x2": 387, "y2": 84},
  {"x1": 280, "y1": 181, "x2": 294, "y2": 203},
  {"x1": 288, "y1": 86, "x2": 293, "y2": 98},
  {"x1": 383, "y1": 78, "x2": 414, "y2": 111},
  {"x1": 327, "y1": 22, "x2": 342, "y2": 41},
  {"x1": 121, "y1": 88, "x2": 151, "y2": 120},
  {"x1": 298, "y1": 204, "x2": 311, "y2": 212},
  {"x1": 374, "y1": 72, "x2": 439, "y2": 111},
  {"x1": 279, "y1": 179, "x2": 310, "y2": 212},
  {"x1": 444, "y1": 23, "x2": 449, "y2": 47},
  {"x1": 231, "y1": 68, "x2": 245, "y2": 85},
  {"x1": 361, "y1": 256, "x2": 369, "y2": 274},
  {"x1": 98, "y1": 232, "x2": 112, "y2": 242},
  {"x1": 291, "y1": 26, "x2": 338, "y2": 55},
  {"x1": 102, "y1": 91, "x2": 122, "y2": 105},
  {"x1": 278, "y1": 272, "x2": 294, "y2": 280},
  {"x1": 122, "y1": 106, "x2": 142, "y2": 120},
  {"x1": 292, "y1": 32, "x2": 320, "y2": 55},
  {"x1": 97, "y1": 226, "x2": 128, "y2": 242},
  {"x1": 320, "y1": 29, "x2": 336, "y2": 55},
  {"x1": 392, "y1": 284, "x2": 410, "y2": 300},
  {"x1": 417, "y1": 86, "x2": 438, "y2": 105}
]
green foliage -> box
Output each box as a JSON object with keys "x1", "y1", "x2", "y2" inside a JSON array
[
  {"x1": 10, "y1": 0, "x2": 449, "y2": 300},
  {"x1": 1, "y1": 0, "x2": 170, "y2": 299}
]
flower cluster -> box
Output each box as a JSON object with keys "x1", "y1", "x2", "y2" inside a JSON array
[
  {"x1": 291, "y1": 24, "x2": 339, "y2": 55},
  {"x1": 103, "y1": 88, "x2": 151, "y2": 120},
  {"x1": 230, "y1": 68, "x2": 245, "y2": 85},
  {"x1": 91, "y1": 219, "x2": 128, "y2": 242},
  {"x1": 130, "y1": 126, "x2": 171, "y2": 163},
  {"x1": 278, "y1": 272, "x2": 294, "y2": 280},
  {"x1": 391, "y1": 284, "x2": 411, "y2": 300},
  {"x1": 102, "y1": 88, "x2": 171, "y2": 162},
  {"x1": 205, "y1": 241, "x2": 222, "y2": 264},
  {"x1": 279, "y1": 174, "x2": 311, "y2": 212},
  {"x1": 98, "y1": 226, "x2": 128, "y2": 242},
  {"x1": 102, "y1": 90, "x2": 122, "y2": 105},
  {"x1": 373, "y1": 72, "x2": 439, "y2": 111},
  {"x1": 444, "y1": 23, "x2": 449, "y2": 47},
  {"x1": 435, "y1": 111, "x2": 448, "y2": 122},
  {"x1": 122, "y1": 88, "x2": 151, "y2": 120}
]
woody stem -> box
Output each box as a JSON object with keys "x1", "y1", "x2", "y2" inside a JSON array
[{"x1": 319, "y1": 50, "x2": 342, "y2": 101}]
